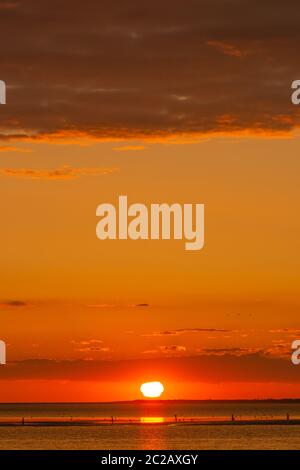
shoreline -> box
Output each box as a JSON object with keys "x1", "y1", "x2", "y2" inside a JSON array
[{"x1": 0, "y1": 417, "x2": 299, "y2": 427}]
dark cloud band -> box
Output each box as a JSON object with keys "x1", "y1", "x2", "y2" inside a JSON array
[{"x1": 0, "y1": 0, "x2": 300, "y2": 142}]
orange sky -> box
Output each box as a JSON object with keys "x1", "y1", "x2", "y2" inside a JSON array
[{"x1": 0, "y1": 0, "x2": 300, "y2": 401}]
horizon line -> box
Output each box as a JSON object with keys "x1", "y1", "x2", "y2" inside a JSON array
[{"x1": 1, "y1": 398, "x2": 300, "y2": 405}]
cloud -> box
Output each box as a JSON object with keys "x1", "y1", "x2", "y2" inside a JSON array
[
  {"x1": 197, "y1": 347, "x2": 262, "y2": 357},
  {"x1": 87, "y1": 303, "x2": 151, "y2": 309},
  {"x1": 264, "y1": 343, "x2": 292, "y2": 359},
  {"x1": 0, "y1": 166, "x2": 118, "y2": 180},
  {"x1": 143, "y1": 328, "x2": 233, "y2": 337},
  {"x1": 206, "y1": 40, "x2": 244, "y2": 57},
  {"x1": 0, "y1": 2, "x2": 19, "y2": 10},
  {"x1": 0, "y1": 300, "x2": 29, "y2": 308},
  {"x1": 143, "y1": 345, "x2": 186, "y2": 354},
  {"x1": 71, "y1": 339, "x2": 103, "y2": 346},
  {"x1": 75, "y1": 347, "x2": 110, "y2": 353},
  {"x1": 197, "y1": 344, "x2": 294, "y2": 359},
  {"x1": 1, "y1": 352, "x2": 299, "y2": 384},
  {"x1": 270, "y1": 329, "x2": 300, "y2": 335},
  {"x1": 87, "y1": 304, "x2": 118, "y2": 309},
  {"x1": 0, "y1": 0, "x2": 300, "y2": 143},
  {"x1": 0, "y1": 145, "x2": 31, "y2": 152}
]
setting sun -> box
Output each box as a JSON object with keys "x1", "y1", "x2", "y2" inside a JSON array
[{"x1": 140, "y1": 381, "x2": 165, "y2": 398}]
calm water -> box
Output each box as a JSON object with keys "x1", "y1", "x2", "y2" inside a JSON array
[{"x1": 0, "y1": 402, "x2": 300, "y2": 449}]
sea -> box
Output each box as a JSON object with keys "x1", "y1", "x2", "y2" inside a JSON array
[{"x1": 0, "y1": 402, "x2": 300, "y2": 450}]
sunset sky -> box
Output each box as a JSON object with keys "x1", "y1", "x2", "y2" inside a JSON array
[{"x1": 0, "y1": 0, "x2": 300, "y2": 402}]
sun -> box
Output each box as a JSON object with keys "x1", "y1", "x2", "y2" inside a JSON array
[{"x1": 140, "y1": 381, "x2": 164, "y2": 398}]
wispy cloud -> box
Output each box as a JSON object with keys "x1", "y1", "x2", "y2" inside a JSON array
[
  {"x1": 75, "y1": 347, "x2": 110, "y2": 353},
  {"x1": 87, "y1": 303, "x2": 150, "y2": 309},
  {"x1": 113, "y1": 145, "x2": 145, "y2": 152},
  {"x1": 0, "y1": 2, "x2": 19, "y2": 10},
  {"x1": 206, "y1": 40, "x2": 244, "y2": 57},
  {"x1": 87, "y1": 304, "x2": 118, "y2": 309},
  {"x1": 270, "y1": 329, "x2": 300, "y2": 335},
  {"x1": 71, "y1": 339, "x2": 103, "y2": 346},
  {"x1": 0, "y1": 0, "x2": 299, "y2": 143},
  {"x1": 0, "y1": 145, "x2": 32, "y2": 153},
  {"x1": 143, "y1": 345, "x2": 186, "y2": 355},
  {"x1": 264, "y1": 343, "x2": 292, "y2": 359},
  {"x1": 197, "y1": 347, "x2": 261, "y2": 357}
]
